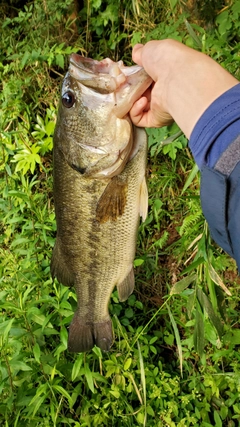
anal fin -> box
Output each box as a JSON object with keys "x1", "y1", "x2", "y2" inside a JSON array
[{"x1": 117, "y1": 267, "x2": 135, "y2": 302}]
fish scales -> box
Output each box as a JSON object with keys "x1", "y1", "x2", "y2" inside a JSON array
[{"x1": 51, "y1": 54, "x2": 152, "y2": 352}]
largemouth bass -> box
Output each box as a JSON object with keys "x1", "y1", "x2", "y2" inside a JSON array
[{"x1": 51, "y1": 54, "x2": 152, "y2": 352}]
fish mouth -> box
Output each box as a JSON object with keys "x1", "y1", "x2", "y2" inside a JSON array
[{"x1": 69, "y1": 54, "x2": 153, "y2": 118}]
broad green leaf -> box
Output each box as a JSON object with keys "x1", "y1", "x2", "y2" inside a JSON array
[
  {"x1": 149, "y1": 336, "x2": 158, "y2": 345},
  {"x1": 137, "y1": 411, "x2": 145, "y2": 425},
  {"x1": 214, "y1": 409, "x2": 222, "y2": 427},
  {"x1": 10, "y1": 360, "x2": 32, "y2": 372},
  {"x1": 10, "y1": 237, "x2": 30, "y2": 248},
  {"x1": 71, "y1": 353, "x2": 84, "y2": 381},
  {"x1": 36, "y1": 114, "x2": 45, "y2": 129},
  {"x1": 84, "y1": 363, "x2": 95, "y2": 393},
  {"x1": 223, "y1": 329, "x2": 240, "y2": 346},
  {"x1": 60, "y1": 326, "x2": 68, "y2": 348},
  {"x1": 220, "y1": 405, "x2": 228, "y2": 421},
  {"x1": 42, "y1": 312, "x2": 55, "y2": 331},
  {"x1": 197, "y1": 288, "x2": 223, "y2": 338},
  {"x1": 194, "y1": 305, "x2": 205, "y2": 356},
  {"x1": 29, "y1": 384, "x2": 48, "y2": 404},
  {"x1": 33, "y1": 342, "x2": 41, "y2": 363},
  {"x1": 170, "y1": 274, "x2": 197, "y2": 294},
  {"x1": 92, "y1": 345, "x2": 102, "y2": 358},
  {"x1": 124, "y1": 358, "x2": 132, "y2": 371},
  {"x1": 125, "y1": 308, "x2": 134, "y2": 318},
  {"x1": 147, "y1": 405, "x2": 155, "y2": 416},
  {"x1": 164, "y1": 333, "x2": 174, "y2": 346},
  {"x1": 134, "y1": 258, "x2": 144, "y2": 267},
  {"x1": 22, "y1": 285, "x2": 36, "y2": 305},
  {"x1": 162, "y1": 140, "x2": 182, "y2": 160},
  {"x1": 28, "y1": 308, "x2": 46, "y2": 326},
  {"x1": 187, "y1": 291, "x2": 195, "y2": 319},
  {"x1": 31, "y1": 394, "x2": 47, "y2": 417},
  {"x1": 54, "y1": 343, "x2": 66, "y2": 358},
  {"x1": 0, "y1": 318, "x2": 14, "y2": 340},
  {"x1": 52, "y1": 385, "x2": 73, "y2": 408},
  {"x1": 45, "y1": 120, "x2": 55, "y2": 136},
  {"x1": 7, "y1": 190, "x2": 29, "y2": 200},
  {"x1": 110, "y1": 390, "x2": 120, "y2": 398},
  {"x1": 56, "y1": 53, "x2": 64, "y2": 69},
  {"x1": 20, "y1": 50, "x2": 30, "y2": 69},
  {"x1": 204, "y1": 321, "x2": 219, "y2": 346}
]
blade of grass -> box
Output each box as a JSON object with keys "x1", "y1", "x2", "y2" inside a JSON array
[
  {"x1": 137, "y1": 340, "x2": 147, "y2": 427},
  {"x1": 166, "y1": 303, "x2": 183, "y2": 376},
  {"x1": 208, "y1": 262, "x2": 232, "y2": 296},
  {"x1": 181, "y1": 163, "x2": 199, "y2": 194}
]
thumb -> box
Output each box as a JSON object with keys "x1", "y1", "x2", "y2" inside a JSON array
[{"x1": 132, "y1": 44, "x2": 144, "y2": 67}]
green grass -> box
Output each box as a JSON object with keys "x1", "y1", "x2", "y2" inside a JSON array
[{"x1": 1, "y1": 0, "x2": 240, "y2": 426}]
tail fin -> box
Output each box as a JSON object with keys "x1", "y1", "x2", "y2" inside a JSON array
[
  {"x1": 93, "y1": 321, "x2": 113, "y2": 352},
  {"x1": 68, "y1": 312, "x2": 113, "y2": 352}
]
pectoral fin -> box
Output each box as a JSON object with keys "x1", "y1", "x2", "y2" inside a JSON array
[
  {"x1": 96, "y1": 176, "x2": 128, "y2": 223},
  {"x1": 139, "y1": 177, "x2": 148, "y2": 221},
  {"x1": 117, "y1": 267, "x2": 135, "y2": 302}
]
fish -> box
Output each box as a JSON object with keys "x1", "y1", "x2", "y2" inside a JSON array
[{"x1": 50, "y1": 53, "x2": 152, "y2": 352}]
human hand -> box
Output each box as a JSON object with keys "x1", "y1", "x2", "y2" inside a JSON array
[
  {"x1": 129, "y1": 41, "x2": 174, "y2": 128},
  {"x1": 130, "y1": 40, "x2": 238, "y2": 138}
]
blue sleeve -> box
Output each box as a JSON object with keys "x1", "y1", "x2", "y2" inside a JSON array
[
  {"x1": 189, "y1": 83, "x2": 240, "y2": 168},
  {"x1": 188, "y1": 84, "x2": 240, "y2": 270}
]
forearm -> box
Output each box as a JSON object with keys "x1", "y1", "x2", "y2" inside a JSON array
[
  {"x1": 153, "y1": 40, "x2": 239, "y2": 138},
  {"x1": 130, "y1": 40, "x2": 239, "y2": 137}
]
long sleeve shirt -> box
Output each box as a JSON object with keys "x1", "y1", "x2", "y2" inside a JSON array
[{"x1": 189, "y1": 84, "x2": 240, "y2": 270}]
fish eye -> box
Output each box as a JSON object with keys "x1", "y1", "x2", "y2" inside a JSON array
[{"x1": 62, "y1": 91, "x2": 75, "y2": 108}]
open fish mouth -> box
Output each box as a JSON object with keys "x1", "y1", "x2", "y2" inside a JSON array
[
  {"x1": 69, "y1": 54, "x2": 129, "y2": 93},
  {"x1": 69, "y1": 53, "x2": 153, "y2": 118}
]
